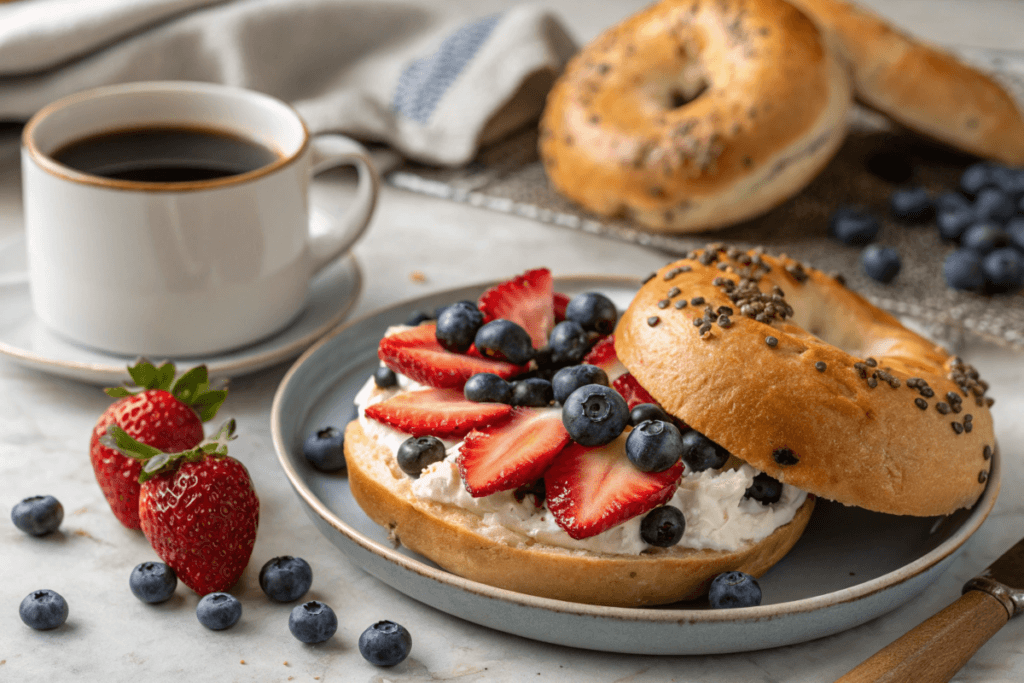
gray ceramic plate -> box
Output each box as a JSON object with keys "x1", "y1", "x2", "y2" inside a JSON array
[{"x1": 270, "y1": 276, "x2": 1000, "y2": 655}]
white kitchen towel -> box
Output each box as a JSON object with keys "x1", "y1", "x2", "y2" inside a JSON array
[{"x1": 0, "y1": 0, "x2": 577, "y2": 166}]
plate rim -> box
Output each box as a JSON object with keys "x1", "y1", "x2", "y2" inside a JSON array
[{"x1": 271, "y1": 274, "x2": 1000, "y2": 625}]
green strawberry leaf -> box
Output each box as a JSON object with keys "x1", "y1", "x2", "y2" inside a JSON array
[
  {"x1": 127, "y1": 359, "x2": 159, "y2": 390},
  {"x1": 101, "y1": 419, "x2": 238, "y2": 483},
  {"x1": 104, "y1": 361, "x2": 228, "y2": 422},
  {"x1": 155, "y1": 361, "x2": 176, "y2": 392},
  {"x1": 104, "y1": 387, "x2": 134, "y2": 399},
  {"x1": 99, "y1": 425, "x2": 163, "y2": 461},
  {"x1": 190, "y1": 387, "x2": 228, "y2": 423},
  {"x1": 171, "y1": 365, "x2": 208, "y2": 404}
]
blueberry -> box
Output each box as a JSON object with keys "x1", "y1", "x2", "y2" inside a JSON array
[
  {"x1": 302, "y1": 426, "x2": 346, "y2": 472},
  {"x1": 551, "y1": 364, "x2": 609, "y2": 404},
  {"x1": 404, "y1": 310, "x2": 433, "y2": 327},
  {"x1": 561, "y1": 384, "x2": 629, "y2": 446},
  {"x1": 639, "y1": 505, "x2": 686, "y2": 547},
  {"x1": 11, "y1": 495, "x2": 63, "y2": 536},
  {"x1": 435, "y1": 301, "x2": 483, "y2": 353},
  {"x1": 359, "y1": 620, "x2": 412, "y2": 666},
  {"x1": 196, "y1": 593, "x2": 242, "y2": 630},
  {"x1": 474, "y1": 319, "x2": 534, "y2": 365},
  {"x1": 463, "y1": 373, "x2": 513, "y2": 404},
  {"x1": 708, "y1": 571, "x2": 762, "y2": 609},
  {"x1": 680, "y1": 430, "x2": 730, "y2": 472},
  {"x1": 991, "y1": 165, "x2": 1024, "y2": 201},
  {"x1": 19, "y1": 590, "x2": 68, "y2": 630},
  {"x1": 626, "y1": 420, "x2": 684, "y2": 472},
  {"x1": 861, "y1": 244, "x2": 901, "y2": 283},
  {"x1": 129, "y1": 562, "x2": 177, "y2": 604},
  {"x1": 828, "y1": 206, "x2": 879, "y2": 246},
  {"x1": 944, "y1": 249, "x2": 986, "y2": 292},
  {"x1": 935, "y1": 191, "x2": 970, "y2": 214},
  {"x1": 889, "y1": 186, "x2": 932, "y2": 222},
  {"x1": 374, "y1": 366, "x2": 398, "y2": 388},
  {"x1": 973, "y1": 187, "x2": 1015, "y2": 225},
  {"x1": 1007, "y1": 217, "x2": 1024, "y2": 253},
  {"x1": 259, "y1": 556, "x2": 313, "y2": 602},
  {"x1": 960, "y1": 162, "x2": 995, "y2": 198},
  {"x1": 565, "y1": 292, "x2": 618, "y2": 334},
  {"x1": 396, "y1": 436, "x2": 446, "y2": 478},
  {"x1": 548, "y1": 321, "x2": 589, "y2": 365},
  {"x1": 982, "y1": 248, "x2": 1024, "y2": 294},
  {"x1": 289, "y1": 600, "x2": 338, "y2": 644},
  {"x1": 936, "y1": 206, "x2": 976, "y2": 242},
  {"x1": 511, "y1": 378, "x2": 554, "y2": 407},
  {"x1": 961, "y1": 223, "x2": 1009, "y2": 255},
  {"x1": 629, "y1": 402, "x2": 671, "y2": 426},
  {"x1": 744, "y1": 472, "x2": 783, "y2": 505}
]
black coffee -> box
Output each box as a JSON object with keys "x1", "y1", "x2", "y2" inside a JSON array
[{"x1": 52, "y1": 126, "x2": 280, "y2": 183}]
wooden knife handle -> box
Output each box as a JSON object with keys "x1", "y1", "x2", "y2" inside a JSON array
[{"x1": 836, "y1": 589, "x2": 1009, "y2": 683}]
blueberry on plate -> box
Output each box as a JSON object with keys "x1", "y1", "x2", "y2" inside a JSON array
[
  {"x1": 474, "y1": 319, "x2": 534, "y2": 365},
  {"x1": 828, "y1": 206, "x2": 879, "y2": 246},
  {"x1": 936, "y1": 206, "x2": 976, "y2": 242},
  {"x1": 680, "y1": 430, "x2": 731, "y2": 472},
  {"x1": 511, "y1": 378, "x2": 554, "y2": 407},
  {"x1": 259, "y1": 556, "x2": 313, "y2": 602},
  {"x1": 196, "y1": 593, "x2": 242, "y2": 630},
  {"x1": 982, "y1": 248, "x2": 1024, "y2": 294},
  {"x1": 11, "y1": 495, "x2": 63, "y2": 536},
  {"x1": 565, "y1": 292, "x2": 618, "y2": 334},
  {"x1": 129, "y1": 562, "x2": 177, "y2": 604},
  {"x1": 551, "y1": 364, "x2": 609, "y2": 405},
  {"x1": 626, "y1": 420, "x2": 684, "y2": 472},
  {"x1": 396, "y1": 436, "x2": 447, "y2": 478},
  {"x1": 708, "y1": 571, "x2": 762, "y2": 609},
  {"x1": 960, "y1": 162, "x2": 995, "y2": 198},
  {"x1": 961, "y1": 223, "x2": 1009, "y2": 255},
  {"x1": 548, "y1": 320, "x2": 590, "y2": 365},
  {"x1": 640, "y1": 505, "x2": 686, "y2": 547},
  {"x1": 1006, "y1": 217, "x2": 1024, "y2": 253},
  {"x1": 289, "y1": 601, "x2": 338, "y2": 644},
  {"x1": 463, "y1": 372, "x2": 513, "y2": 404},
  {"x1": 359, "y1": 620, "x2": 412, "y2": 666},
  {"x1": 629, "y1": 402, "x2": 671, "y2": 427},
  {"x1": 561, "y1": 384, "x2": 629, "y2": 446},
  {"x1": 744, "y1": 472, "x2": 783, "y2": 505},
  {"x1": 944, "y1": 249, "x2": 986, "y2": 292},
  {"x1": 302, "y1": 426, "x2": 346, "y2": 472},
  {"x1": 889, "y1": 186, "x2": 933, "y2": 222},
  {"x1": 374, "y1": 366, "x2": 398, "y2": 389},
  {"x1": 861, "y1": 244, "x2": 901, "y2": 283},
  {"x1": 972, "y1": 187, "x2": 1015, "y2": 225},
  {"x1": 435, "y1": 301, "x2": 483, "y2": 353},
  {"x1": 19, "y1": 590, "x2": 68, "y2": 630}
]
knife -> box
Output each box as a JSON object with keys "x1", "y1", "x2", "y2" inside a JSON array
[{"x1": 837, "y1": 537, "x2": 1024, "y2": 683}]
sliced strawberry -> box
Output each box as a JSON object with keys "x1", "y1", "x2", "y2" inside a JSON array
[
  {"x1": 379, "y1": 324, "x2": 528, "y2": 389},
  {"x1": 582, "y1": 335, "x2": 627, "y2": 381},
  {"x1": 364, "y1": 388, "x2": 512, "y2": 438},
  {"x1": 553, "y1": 292, "x2": 571, "y2": 323},
  {"x1": 545, "y1": 435, "x2": 683, "y2": 540},
  {"x1": 612, "y1": 373, "x2": 658, "y2": 410},
  {"x1": 458, "y1": 408, "x2": 571, "y2": 497},
  {"x1": 478, "y1": 268, "x2": 554, "y2": 350}
]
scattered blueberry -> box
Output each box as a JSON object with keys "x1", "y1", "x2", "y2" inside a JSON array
[
  {"x1": 889, "y1": 186, "x2": 932, "y2": 222},
  {"x1": 474, "y1": 319, "x2": 534, "y2": 365},
  {"x1": 561, "y1": 384, "x2": 629, "y2": 446},
  {"x1": 640, "y1": 505, "x2": 686, "y2": 547},
  {"x1": 744, "y1": 472, "x2": 783, "y2": 505},
  {"x1": 709, "y1": 571, "x2": 762, "y2": 609},
  {"x1": 359, "y1": 620, "x2": 412, "y2": 666},
  {"x1": 960, "y1": 162, "x2": 995, "y2": 198},
  {"x1": 374, "y1": 366, "x2": 398, "y2": 389},
  {"x1": 935, "y1": 191, "x2": 970, "y2": 214},
  {"x1": 982, "y1": 248, "x2": 1024, "y2": 294},
  {"x1": 129, "y1": 562, "x2": 177, "y2": 604},
  {"x1": 302, "y1": 426, "x2": 346, "y2": 472},
  {"x1": 828, "y1": 206, "x2": 879, "y2": 246},
  {"x1": 1007, "y1": 217, "x2": 1024, "y2": 253},
  {"x1": 936, "y1": 206, "x2": 976, "y2": 242},
  {"x1": 680, "y1": 430, "x2": 730, "y2": 472},
  {"x1": 463, "y1": 373, "x2": 513, "y2": 404},
  {"x1": 435, "y1": 301, "x2": 483, "y2": 353},
  {"x1": 196, "y1": 593, "x2": 242, "y2": 630},
  {"x1": 972, "y1": 187, "x2": 1015, "y2": 225},
  {"x1": 511, "y1": 378, "x2": 554, "y2": 407},
  {"x1": 626, "y1": 420, "x2": 684, "y2": 472},
  {"x1": 396, "y1": 436, "x2": 447, "y2": 478},
  {"x1": 551, "y1": 364, "x2": 609, "y2": 404},
  {"x1": 289, "y1": 600, "x2": 338, "y2": 644},
  {"x1": 11, "y1": 495, "x2": 63, "y2": 536},
  {"x1": 629, "y1": 402, "x2": 671, "y2": 427},
  {"x1": 404, "y1": 310, "x2": 433, "y2": 327},
  {"x1": 259, "y1": 556, "x2": 313, "y2": 602},
  {"x1": 565, "y1": 292, "x2": 618, "y2": 334},
  {"x1": 861, "y1": 244, "x2": 901, "y2": 283},
  {"x1": 961, "y1": 223, "x2": 1008, "y2": 255},
  {"x1": 944, "y1": 249, "x2": 986, "y2": 292},
  {"x1": 19, "y1": 590, "x2": 68, "y2": 630},
  {"x1": 992, "y1": 165, "x2": 1024, "y2": 200},
  {"x1": 548, "y1": 321, "x2": 589, "y2": 365}
]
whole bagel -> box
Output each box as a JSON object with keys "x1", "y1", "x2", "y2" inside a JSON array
[
  {"x1": 616, "y1": 247, "x2": 995, "y2": 516},
  {"x1": 538, "y1": 0, "x2": 852, "y2": 233}
]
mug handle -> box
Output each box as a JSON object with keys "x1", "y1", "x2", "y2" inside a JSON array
[{"x1": 306, "y1": 134, "x2": 380, "y2": 274}]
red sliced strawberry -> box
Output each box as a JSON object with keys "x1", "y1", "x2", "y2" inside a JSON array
[
  {"x1": 478, "y1": 268, "x2": 554, "y2": 350},
  {"x1": 612, "y1": 373, "x2": 659, "y2": 410},
  {"x1": 582, "y1": 335, "x2": 627, "y2": 381},
  {"x1": 545, "y1": 435, "x2": 683, "y2": 540},
  {"x1": 364, "y1": 388, "x2": 513, "y2": 438},
  {"x1": 379, "y1": 324, "x2": 528, "y2": 389},
  {"x1": 553, "y1": 292, "x2": 571, "y2": 322},
  {"x1": 458, "y1": 408, "x2": 571, "y2": 497}
]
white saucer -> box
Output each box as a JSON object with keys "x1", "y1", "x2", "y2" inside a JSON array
[{"x1": 0, "y1": 232, "x2": 362, "y2": 385}]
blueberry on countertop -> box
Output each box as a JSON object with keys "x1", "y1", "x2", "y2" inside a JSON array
[
  {"x1": 745, "y1": 472, "x2": 784, "y2": 505},
  {"x1": 474, "y1": 319, "x2": 534, "y2": 365},
  {"x1": 561, "y1": 384, "x2": 629, "y2": 446},
  {"x1": 982, "y1": 248, "x2": 1024, "y2": 294},
  {"x1": 464, "y1": 372, "x2": 513, "y2": 404},
  {"x1": 396, "y1": 436, "x2": 447, "y2": 478},
  {"x1": 511, "y1": 378, "x2": 554, "y2": 408},
  {"x1": 303, "y1": 426, "x2": 346, "y2": 472},
  {"x1": 828, "y1": 206, "x2": 879, "y2": 246},
  {"x1": 129, "y1": 562, "x2": 177, "y2": 604},
  {"x1": 11, "y1": 495, "x2": 63, "y2": 536},
  {"x1": 709, "y1": 571, "x2": 762, "y2": 609},
  {"x1": 991, "y1": 165, "x2": 1024, "y2": 201},
  {"x1": 196, "y1": 593, "x2": 242, "y2": 630},
  {"x1": 565, "y1": 292, "x2": 618, "y2": 335},
  {"x1": 640, "y1": 505, "x2": 686, "y2": 547},
  {"x1": 960, "y1": 162, "x2": 995, "y2": 198},
  {"x1": 961, "y1": 223, "x2": 1009, "y2": 255},
  {"x1": 944, "y1": 249, "x2": 986, "y2": 292},
  {"x1": 936, "y1": 206, "x2": 976, "y2": 242},
  {"x1": 552, "y1": 364, "x2": 609, "y2": 405},
  {"x1": 1006, "y1": 217, "x2": 1024, "y2": 253},
  {"x1": 972, "y1": 187, "x2": 1015, "y2": 225},
  {"x1": 19, "y1": 590, "x2": 68, "y2": 630},
  {"x1": 889, "y1": 186, "x2": 932, "y2": 222},
  {"x1": 259, "y1": 556, "x2": 313, "y2": 602},
  {"x1": 626, "y1": 420, "x2": 683, "y2": 472},
  {"x1": 548, "y1": 320, "x2": 590, "y2": 365},
  {"x1": 935, "y1": 191, "x2": 970, "y2": 214},
  {"x1": 435, "y1": 301, "x2": 483, "y2": 353},
  {"x1": 359, "y1": 620, "x2": 412, "y2": 666},
  {"x1": 290, "y1": 601, "x2": 338, "y2": 644},
  {"x1": 861, "y1": 244, "x2": 901, "y2": 283}
]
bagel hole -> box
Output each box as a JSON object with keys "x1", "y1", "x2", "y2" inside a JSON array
[{"x1": 669, "y1": 79, "x2": 709, "y2": 109}]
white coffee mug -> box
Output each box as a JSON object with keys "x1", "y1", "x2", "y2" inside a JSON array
[{"x1": 21, "y1": 81, "x2": 378, "y2": 357}]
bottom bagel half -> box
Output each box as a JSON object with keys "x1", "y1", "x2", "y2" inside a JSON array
[{"x1": 344, "y1": 420, "x2": 816, "y2": 608}]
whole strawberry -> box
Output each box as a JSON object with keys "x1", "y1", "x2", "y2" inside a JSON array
[
  {"x1": 89, "y1": 360, "x2": 227, "y2": 529},
  {"x1": 103, "y1": 420, "x2": 259, "y2": 595}
]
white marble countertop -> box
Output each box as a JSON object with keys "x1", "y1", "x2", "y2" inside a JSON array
[{"x1": 4, "y1": 2, "x2": 1024, "y2": 682}]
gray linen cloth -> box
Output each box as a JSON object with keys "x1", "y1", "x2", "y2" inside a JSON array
[{"x1": 0, "y1": 0, "x2": 577, "y2": 166}]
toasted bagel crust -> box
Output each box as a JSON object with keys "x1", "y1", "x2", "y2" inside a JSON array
[
  {"x1": 616, "y1": 249, "x2": 995, "y2": 517},
  {"x1": 345, "y1": 420, "x2": 815, "y2": 607}
]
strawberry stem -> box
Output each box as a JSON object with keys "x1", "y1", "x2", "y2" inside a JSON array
[
  {"x1": 100, "y1": 419, "x2": 238, "y2": 483},
  {"x1": 104, "y1": 359, "x2": 228, "y2": 423}
]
